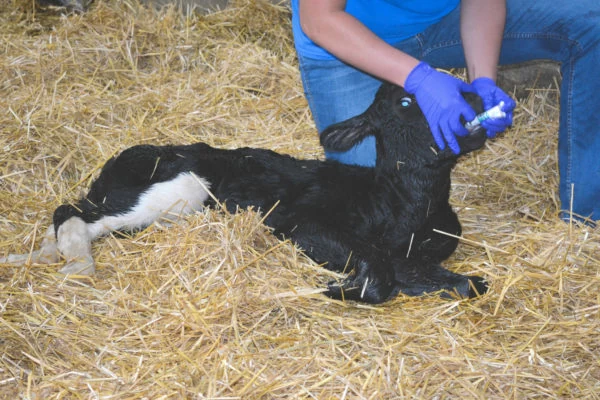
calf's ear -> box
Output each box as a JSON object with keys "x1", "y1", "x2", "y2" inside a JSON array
[{"x1": 319, "y1": 114, "x2": 379, "y2": 152}]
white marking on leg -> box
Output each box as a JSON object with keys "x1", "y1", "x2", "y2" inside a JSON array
[
  {"x1": 57, "y1": 217, "x2": 95, "y2": 275},
  {"x1": 52, "y1": 172, "x2": 211, "y2": 275},
  {"x1": 87, "y1": 172, "x2": 211, "y2": 238},
  {"x1": 36, "y1": 224, "x2": 59, "y2": 263}
]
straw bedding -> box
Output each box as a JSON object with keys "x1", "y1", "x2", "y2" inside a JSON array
[{"x1": 1, "y1": 0, "x2": 598, "y2": 398}]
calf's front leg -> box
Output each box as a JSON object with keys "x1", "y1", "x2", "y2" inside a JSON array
[
  {"x1": 393, "y1": 259, "x2": 488, "y2": 299},
  {"x1": 275, "y1": 222, "x2": 397, "y2": 304}
]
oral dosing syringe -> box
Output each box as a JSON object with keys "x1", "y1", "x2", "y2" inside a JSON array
[{"x1": 465, "y1": 101, "x2": 506, "y2": 132}]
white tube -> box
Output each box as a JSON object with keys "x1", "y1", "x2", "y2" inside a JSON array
[{"x1": 465, "y1": 101, "x2": 506, "y2": 132}]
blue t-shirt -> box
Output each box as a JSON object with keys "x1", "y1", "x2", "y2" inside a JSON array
[{"x1": 291, "y1": 0, "x2": 460, "y2": 60}]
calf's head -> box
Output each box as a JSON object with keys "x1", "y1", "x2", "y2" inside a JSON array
[{"x1": 320, "y1": 83, "x2": 487, "y2": 171}]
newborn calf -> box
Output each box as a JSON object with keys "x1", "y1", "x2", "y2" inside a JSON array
[{"x1": 2, "y1": 84, "x2": 488, "y2": 303}]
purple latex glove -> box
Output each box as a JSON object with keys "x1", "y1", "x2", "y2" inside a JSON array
[
  {"x1": 471, "y1": 77, "x2": 516, "y2": 138},
  {"x1": 404, "y1": 62, "x2": 477, "y2": 154}
]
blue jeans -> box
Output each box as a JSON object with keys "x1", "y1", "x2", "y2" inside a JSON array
[{"x1": 297, "y1": 0, "x2": 600, "y2": 221}]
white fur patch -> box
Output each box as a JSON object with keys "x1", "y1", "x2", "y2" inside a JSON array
[
  {"x1": 57, "y1": 216, "x2": 95, "y2": 274},
  {"x1": 57, "y1": 217, "x2": 92, "y2": 258},
  {"x1": 86, "y1": 172, "x2": 211, "y2": 238}
]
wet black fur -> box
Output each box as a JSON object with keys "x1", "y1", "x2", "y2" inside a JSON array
[{"x1": 54, "y1": 84, "x2": 489, "y2": 303}]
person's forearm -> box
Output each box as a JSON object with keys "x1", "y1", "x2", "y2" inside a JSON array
[
  {"x1": 460, "y1": 0, "x2": 506, "y2": 81},
  {"x1": 299, "y1": 0, "x2": 419, "y2": 86}
]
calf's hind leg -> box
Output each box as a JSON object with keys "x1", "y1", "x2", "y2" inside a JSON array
[
  {"x1": 52, "y1": 171, "x2": 212, "y2": 275},
  {"x1": 2, "y1": 144, "x2": 212, "y2": 274},
  {"x1": 53, "y1": 212, "x2": 95, "y2": 275},
  {"x1": 0, "y1": 225, "x2": 59, "y2": 266}
]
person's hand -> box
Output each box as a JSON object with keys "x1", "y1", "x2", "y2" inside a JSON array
[
  {"x1": 404, "y1": 62, "x2": 476, "y2": 154},
  {"x1": 471, "y1": 77, "x2": 516, "y2": 138}
]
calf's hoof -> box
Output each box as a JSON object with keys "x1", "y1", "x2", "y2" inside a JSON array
[
  {"x1": 395, "y1": 273, "x2": 489, "y2": 300},
  {"x1": 59, "y1": 256, "x2": 95, "y2": 275},
  {"x1": 438, "y1": 275, "x2": 488, "y2": 299},
  {"x1": 467, "y1": 276, "x2": 488, "y2": 298}
]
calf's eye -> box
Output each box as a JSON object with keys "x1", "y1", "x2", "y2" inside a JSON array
[{"x1": 399, "y1": 97, "x2": 412, "y2": 108}]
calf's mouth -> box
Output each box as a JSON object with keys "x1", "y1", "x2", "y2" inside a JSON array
[{"x1": 457, "y1": 125, "x2": 487, "y2": 154}]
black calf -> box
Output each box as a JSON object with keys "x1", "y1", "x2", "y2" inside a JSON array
[{"x1": 8, "y1": 84, "x2": 489, "y2": 303}]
